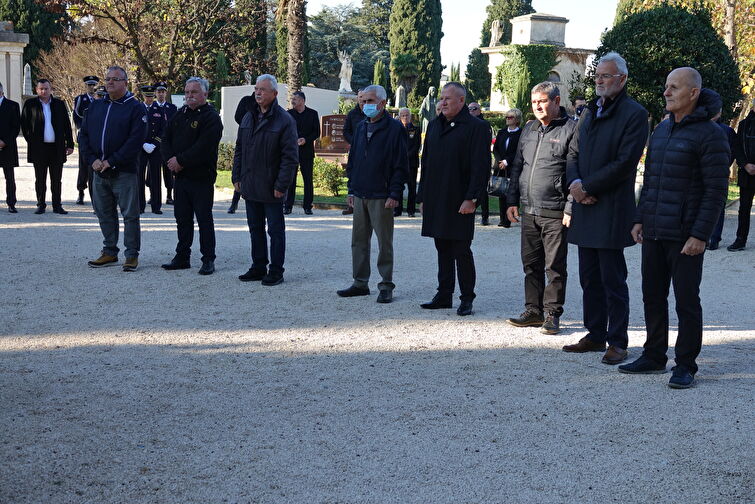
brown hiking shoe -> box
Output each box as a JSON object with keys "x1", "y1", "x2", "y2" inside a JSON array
[
  {"x1": 562, "y1": 336, "x2": 606, "y2": 353},
  {"x1": 601, "y1": 345, "x2": 628, "y2": 365},
  {"x1": 122, "y1": 257, "x2": 138, "y2": 272},
  {"x1": 88, "y1": 254, "x2": 118, "y2": 268}
]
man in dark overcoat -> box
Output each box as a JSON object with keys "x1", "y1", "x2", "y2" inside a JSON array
[
  {"x1": 285, "y1": 90, "x2": 320, "y2": 215},
  {"x1": 562, "y1": 52, "x2": 648, "y2": 365},
  {"x1": 417, "y1": 82, "x2": 490, "y2": 316},
  {"x1": 728, "y1": 98, "x2": 755, "y2": 251},
  {"x1": 21, "y1": 79, "x2": 74, "y2": 214},
  {"x1": 0, "y1": 81, "x2": 20, "y2": 213}
]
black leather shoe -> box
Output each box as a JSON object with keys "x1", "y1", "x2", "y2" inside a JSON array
[
  {"x1": 304, "y1": 209, "x2": 313, "y2": 215},
  {"x1": 727, "y1": 239, "x2": 746, "y2": 251},
  {"x1": 198, "y1": 261, "x2": 215, "y2": 275},
  {"x1": 420, "y1": 294, "x2": 452, "y2": 309},
  {"x1": 34, "y1": 207, "x2": 45, "y2": 214},
  {"x1": 408, "y1": 212, "x2": 415, "y2": 217},
  {"x1": 706, "y1": 241, "x2": 719, "y2": 250},
  {"x1": 161, "y1": 258, "x2": 191, "y2": 270},
  {"x1": 377, "y1": 290, "x2": 393, "y2": 303},
  {"x1": 53, "y1": 207, "x2": 68, "y2": 215},
  {"x1": 166, "y1": 197, "x2": 174, "y2": 205},
  {"x1": 227, "y1": 204, "x2": 237, "y2": 214},
  {"x1": 337, "y1": 285, "x2": 370, "y2": 297},
  {"x1": 481, "y1": 217, "x2": 489, "y2": 226},
  {"x1": 618, "y1": 355, "x2": 666, "y2": 374},
  {"x1": 239, "y1": 268, "x2": 266, "y2": 281},
  {"x1": 76, "y1": 191, "x2": 84, "y2": 204},
  {"x1": 283, "y1": 207, "x2": 292, "y2": 215},
  {"x1": 152, "y1": 209, "x2": 163, "y2": 215},
  {"x1": 457, "y1": 301, "x2": 473, "y2": 316},
  {"x1": 342, "y1": 208, "x2": 353, "y2": 215},
  {"x1": 8, "y1": 206, "x2": 17, "y2": 213},
  {"x1": 261, "y1": 271, "x2": 284, "y2": 286},
  {"x1": 507, "y1": 310, "x2": 544, "y2": 327}
]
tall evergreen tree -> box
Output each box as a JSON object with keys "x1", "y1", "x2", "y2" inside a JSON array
[
  {"x1": 234, "y1": 0, "x2": 269, "y2": 79},
  {"x1": 0, "y1": 0, "x2": 68, "y2": 70},
  {"x1": 359, "y1": 0, "x2": 393, "y2": 50},
  {"x1": 373, "y1": 58, "x2": 388, "y2": 88},
  {"x1": 275, "y1": 3, "x2": 288, "y2": 80},
  {"x1": 389, "y1": 0, "x2": 442, "y2": 107},
  {"x1": 480, "y1": 0, "x2": 534, "y2": 47},
  {"x1": 465, "y1": 48, "x2": 490, "y2": 102}
]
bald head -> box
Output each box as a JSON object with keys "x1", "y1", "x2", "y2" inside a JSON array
[
  {"x1": 664, "y1": 67, "x2": 702, "y2": 122},
  {"x1": 669, "y1": 67, "x2": 702, "y2": 90}
]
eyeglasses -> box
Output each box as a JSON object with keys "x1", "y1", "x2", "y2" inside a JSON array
[
  {"x1": 468, "y1": 107, "x2": 479, "y2": 111},
  {"x1": 594, "y1": 73, "x2": 624, "y2": 81},
  {"x1": 506, "y1": 116, "x2": 516, "y2": 119},
  {"x1": 103, "y1": 77, "x2": 126, "y2": 82}
]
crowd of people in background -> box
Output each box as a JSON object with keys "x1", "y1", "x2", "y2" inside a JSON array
[{"x1": 0, "y1": 48, "x2": 754, "y2": 388}]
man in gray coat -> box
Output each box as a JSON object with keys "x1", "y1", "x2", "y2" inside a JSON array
[{"x1": 563, "y1": 52, "x2": 649, "y2": 365}]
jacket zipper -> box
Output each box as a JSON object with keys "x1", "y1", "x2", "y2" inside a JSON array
[
  {"x1": 528, "y1": 127, "x2": 544, "y2": 207},
  {"x1": 101, "y1": 102, "x2": 113, "y2": 160}
]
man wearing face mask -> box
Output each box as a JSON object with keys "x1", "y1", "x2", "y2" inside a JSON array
[
  {"x1": 572, "y1": 97, "x2": 586, "y2": 121},
  {"x1": 337, "y1": 85, "x2": 408, "y2": 303}
]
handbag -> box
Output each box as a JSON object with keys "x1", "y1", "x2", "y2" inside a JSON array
[{"x1": 487, "y1": 169, "x2": 509, "y2": 197}]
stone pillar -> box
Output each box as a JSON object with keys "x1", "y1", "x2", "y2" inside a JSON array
[{"x1": 0, "y1": 21, "x2": 30, "y2": 103}]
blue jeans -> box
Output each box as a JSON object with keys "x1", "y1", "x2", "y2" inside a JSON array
[
  {"x1": 245, "y1": 200, "x2": 286, "y2": 274},
  {"x1": 93, "y1": 170, "x2": 141, "y2": 258}
]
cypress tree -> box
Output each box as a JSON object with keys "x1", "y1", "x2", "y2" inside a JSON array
[{"x1": 389, "y1": 0, "x2": 443, "y2": 107}]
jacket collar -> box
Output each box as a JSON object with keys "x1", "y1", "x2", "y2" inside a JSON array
[
  {"x1": 362, "y1": 109, "x2": 391, "y2": 132},
  {"x1": 106, "y1": 91, "x2": 136, "y2": 105},
  {"x1": 589, "y1": 87, "x2": 627, "y2": 119},
  {"x1": 670, "y1": 88, "x2": 721, "y2": 127},
  {"x1": 249, "y1": 97, "x2": 279, "y2": 119}
]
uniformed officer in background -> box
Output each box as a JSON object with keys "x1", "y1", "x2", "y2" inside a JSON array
[
  {"x1": 154, "y1": 81, "x2": 178, "y2": 205},
  {"x1": 140, "y1": 84, "x2": 168, "y2": 214},
  {"x1": 73, "y1": 76, "x2": 99, "y2": 205}
]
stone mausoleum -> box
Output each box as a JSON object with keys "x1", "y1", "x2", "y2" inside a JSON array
[{"x1": 482, "y1": 13, "x2": 593, "y2": 112}]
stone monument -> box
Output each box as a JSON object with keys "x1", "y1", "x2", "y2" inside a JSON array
[
  {"x1": 0, "y1": 21, "x2": 29, "y2": 103},
  {"x1": 395, "y1": 85, "x2": 407, "y2": 108},
  {"x1": 337, "y1": 50, "x2": 353, "y2": 94},
  {"x1": 23, "y1": 63, "x2": 32, "y2": 96},
  {"x1": 489, "y1": 20, "x2": 504, "y2": 47},
  {"x1": 419, "y1": 86, "x2": 438, "y2": 134}
]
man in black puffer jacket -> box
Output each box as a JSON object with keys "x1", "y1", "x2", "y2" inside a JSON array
[{"x1": 619, "y1": 68, "x2": 729, "y2": 389}]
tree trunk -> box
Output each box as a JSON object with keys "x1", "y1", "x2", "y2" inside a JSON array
[
  {"x1": 722, "y1": 0, "x2": 738, "y2": 60},
  {"x1": 286, "y1": 0, "x2": 306, "y2": 107}
]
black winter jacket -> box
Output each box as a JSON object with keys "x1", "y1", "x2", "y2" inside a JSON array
[
  {"x1": 346, "y1": 111, "x2": 408, "y2": 200},
  {"x1": 232, "y1": 98, "x2": 299, "y2": 203},
  {"x1": 162, "y1": 103, "x2": 223, "y2": 183},
  {"x1": 79, "y1": 92, "x2": 146, "y2": 173},
  {"x1": 21, "y1": 96, "x2": 74, "y2": 165},
  {"x1": 343, "y1": 106, "x2": 366, "y2": 145},
  {"x1": 734, "y1": 110, "x2": 755, "y2": 190},
  {"x1": 288, "y1": 106, "x2": 320, "y2": 160},
  {"x1": 507, "y1": 113, "x2": 577, "y2": 218},
  {"x1": 635, "y1": 88, "x2": 730, "y2": 242}
]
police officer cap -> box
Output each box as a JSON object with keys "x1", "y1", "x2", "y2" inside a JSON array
[
  {"x1": 83, "y1": 76, "x2": 99, "y2": 85},
  {"x1": 140, "y1": 85, "x2": 156, "y2": 96},
  {"x1": 95, "y1": 86, "x2": 107, "y2": 96},
  {"x1": 153, "y1": 81, "x2": 168, "y2": 90}
]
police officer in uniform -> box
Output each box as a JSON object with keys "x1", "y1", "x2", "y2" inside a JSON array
[
  {"x1": 140, "y1": 85, "x2": 167, "y2": 214},
  {"x1": 73, "y1": 76, "x2": 99, "y2": 204},
  {"x1": 154, "y1": 82, "x2": 178, "y2": 204}
]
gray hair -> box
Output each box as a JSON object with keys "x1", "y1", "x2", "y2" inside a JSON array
[
  {"x1": 363, "y1": 84, "x2": 387, "y2": 101},
  {"x1": 597, "y1": 51, "x2": 628, "y2": 77},
  {"x1": 507, "y1": 108, "x2": 523, "y2": 124},
  {"x1": 531, "y1": 81, "x2": 560, "y2": 100},
  {"x1": 443, "y1": 82, "x2": 467, "y2": 99},
  {"x1": 256, "y1": 74, "x2": 278, "y2": 91},
  {"x1": 398, "y1": 107, "x2": 411, "y2": 115},
  {"x1": 0, "y1": 81, "x2": 3, "y2": 93},
  {"x1": 186, "y1": 76, "x2": 209, "y2": 93},
  {"x1": 106, "y1": 65, "x2": 128, "y2": 80}
]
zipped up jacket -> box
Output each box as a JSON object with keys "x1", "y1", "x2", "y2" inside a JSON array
[{"x1": 79, "y1": 91, "x2": 147, "y2": 173}]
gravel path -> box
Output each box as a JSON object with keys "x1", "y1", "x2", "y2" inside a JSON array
[{"x1": 1, "y1": 145, "x2": 753, "y2": 503}]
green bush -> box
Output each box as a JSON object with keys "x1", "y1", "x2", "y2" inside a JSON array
[
  {"x1": 494, "y1": 44, "x2": 558, "y2": 113},
  {"x1": 313, "y1": 157, "x2": 346, "y2": 196},
  {"x1": 217, "y1": 142, "x2": 235, "y2": 171}
]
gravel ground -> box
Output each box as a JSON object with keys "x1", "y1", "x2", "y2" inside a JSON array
[{"x1": 1, "y1": 144, "x2": 753, "y2": 504}]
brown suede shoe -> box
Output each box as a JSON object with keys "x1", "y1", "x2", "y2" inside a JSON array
[
  {"x1": 562, "y1": 336, "x2": 606, "y2": 353},
  {"x1": 88, "y1": 254, "x2": 118, "y2": 268},
  {"x1": 601, "y1": 345, "x2": 628, "y2": 365}
]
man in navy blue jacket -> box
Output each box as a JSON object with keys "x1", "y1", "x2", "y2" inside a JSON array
[
  {"x1": 80, "y1": 66, "x2": 147, "y2": 272},
  {"x1": 337, "y1": 85, "x2": 408, "y2": 303}
]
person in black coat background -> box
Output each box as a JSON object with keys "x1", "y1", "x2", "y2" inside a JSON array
[
  {"x1": 227, "y1": 94, "x2": 256, "y2": 214},
  {"x1": 396, "y1": 107, "x2": 421, "y2": 217},
  {"x1": 707, "y1": 109, "x2": 737, "y2": 250},
  {"x1": 155, "y1": 82, "x2": 178, "y2": 205},
  {"x1": 417, "y1": 82, "x2": 490, "y2": 316},
  {"x1": 285, "y1": 91, "x2": 320, "y2": 214},
  {"x1": 621, "y1": 71, "x2": 729, "y2": 389},
  {"x1": 492, "y1": 108, "x2": 523, "y2": 227},
  {"x1": 0, "y1": 82, "x2": 20, "y2": 213},
  {"x1": 728, "y1": 101, "x2": 755, "y2": 251},
  {"x1": 73, "y1": 75, "x2": 99, "y2": 205},
  {"x1": 562, "y1": 52, "x2": 648, "y2": 365},
  {"x1": 467, "y1": 102, "x2": 494, "y2": 226},
  {"x1": 21, "y1": 79, "x2": 74, "y2": 214}
]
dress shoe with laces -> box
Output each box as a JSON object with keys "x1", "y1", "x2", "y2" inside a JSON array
[
  {"x1": 562, "y1": 336, "x2": 606, "y2": 353},
  {"x1": 337, "y1": 285, "x2": 370, "y2": 297},
  {"x1": 457, "y1": 301, "x2": 473, "y2": 316},
  {"x1": 161, "y1": 258, "x2": 191, "y2": 270},
  {"x1": 261, "y1": 271, "x2": 284, "y2": 286},
  {"x1": 507, "y1": 310, "x2": 544, "y2": 327},
  {"x1": 239, "y1": 268, "x2": 266, "y2": 281},
  {"x1": 420, "y1": 294, "x2": 452, "y2": 309},
  {"x1": 668, "y1": 366, "x2": 695, "y2": 389},
  {"x1": 377, "y1": 290, "x2": 393, "y2": 303},
  {"x1": 198, "y1": 260, "x2": 215, "y2": 275},
  {"x1": 540, "y1": 314, "x2": 560, "y2": 334},
  {"x1": 122, "y1": 257, "x2": 138, "y2": 272},
  {"x1": 88, "y1": 254, "x2": 118, "y2": 268},
  {"x1": 601, "y1": 345, "x2": 628, "y2": 365},
  {"x1": 618, "y1": 355, "x2": 666, "y2": 374}
]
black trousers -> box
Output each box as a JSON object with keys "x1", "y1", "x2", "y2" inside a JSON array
[
  {"x1": 480, "y1": 192, "x2": 507, "y2": 222},
  {"x1": 173, "y1": 177, "x2": 216, "y2": 263},
  {"x1": 396, "y1": 161, "x2": 419, "y2": 215},
  {"x1": 141, "y1": 148, "x2": 163, "y2": 212},
  {"x1": 434, "y1": 238, "x2": 476, "y2": 302},
  {"x1": 285, "y1": 155, "x2": 314, "y2": 211},
  {"x1": 75, "y1": 142, "x2": 93, "y2": 203},
  {"x1": 578, "y1": 247, "x2": 630, "y2": 349},
  {"x1": 641, "y1": 239, "x2": 705, "y2": 374},
  {"x1": 33, "y1": 143, "x2": 63, "y2": 209},
  {"x1": 520, "y1": 213, "x2": 568, "y2": 316},
  {"x1": 163, "y1": 162, "x2": 174, "y2": 198},
  {"x1": 734, "y1": 185, "x2": 755, "y2": 242},
  {"x1": 2, "y1": 164, "x2": 16, "y2": 206}
]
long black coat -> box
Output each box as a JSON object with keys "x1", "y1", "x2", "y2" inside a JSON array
[
  {"x1": 734, "y1": 110, "x2": 755, "y2": 190},
  {"x1": 418, "y1": 106, "x2": 490, "y2": 241},
  {"x1": 232, "y1": 98, "x2": 299, "y2": 203},
  {"x1": 21, "y1": 96, "x2": 74, "y2": 165},
  {"x1": 0, "y1": 97, "x2": 21, "y2": 167},
  {"x1": 566, "y1": 88, "x2": 648, "y2": 249}
]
